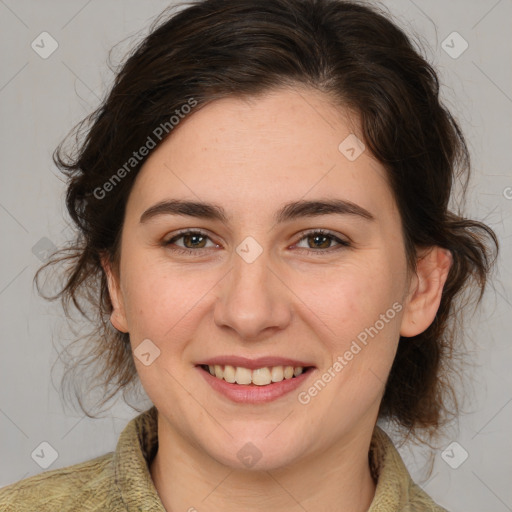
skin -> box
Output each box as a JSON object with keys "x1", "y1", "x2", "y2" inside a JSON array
[{"x1": 104, "y1": 86, "x2": 452, "y2": 512}]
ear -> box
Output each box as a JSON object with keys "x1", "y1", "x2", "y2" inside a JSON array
[
  {"x1": 400, "y1": 246, "x2": 452, "y2": 337},
  {"x1": 101, "y1": 254, "x2": 129, "y2": 333}
]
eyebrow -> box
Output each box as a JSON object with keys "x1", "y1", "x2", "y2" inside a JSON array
[{"x1": 139, "y1": 198, "x2": 375, "y2": 225}]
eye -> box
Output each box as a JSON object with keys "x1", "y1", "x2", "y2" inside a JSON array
[
  {"x1": 163, "y1": 230, "x2": 219, "y2": 256},
  {"x1": 293, "y1": 229, "x2": 350, "y2": 254},
  {"x1": 162, "y1": 228, "x2": 350, "y2": 257}
]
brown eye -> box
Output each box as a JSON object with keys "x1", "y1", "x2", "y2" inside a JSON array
[
  {"x1": 307, "y1": 233, "x2": 332, "y2": 249},
  {"x1": 180, "y1": 232, "x2": 208, "y2": 249},
  {"x1": 163, "y1": 230, "x2": 218, "y2": 255},
  {"x1": 294, "y1": 230, "x2": 350, "y2": 253}
]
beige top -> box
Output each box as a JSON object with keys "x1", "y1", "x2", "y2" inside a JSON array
[{"x1": 0, "y1": 406, "x2": 449, "y2": 511}]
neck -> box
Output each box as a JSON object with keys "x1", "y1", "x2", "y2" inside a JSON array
[{"x1": 150, "y1": 416, "x2": 377, "y2": 512}]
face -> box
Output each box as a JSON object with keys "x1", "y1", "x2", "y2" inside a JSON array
[{"x1": 105, "y1": 87, "x2": 435, "y2": 471}]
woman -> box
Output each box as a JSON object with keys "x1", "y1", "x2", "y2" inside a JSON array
[{"x1": 0, "y1": 0, "x2": 498, "y2": 510}]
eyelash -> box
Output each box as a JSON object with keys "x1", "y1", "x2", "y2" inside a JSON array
[{"x1": 163, "y1": 229, "x2": 350, "y2": 257}]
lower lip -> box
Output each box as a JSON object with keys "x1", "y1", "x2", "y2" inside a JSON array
[{"x1": 196, "y1": 366, "x2": 314, "y2": 404}]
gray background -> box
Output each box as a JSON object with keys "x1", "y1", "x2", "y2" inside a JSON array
[{"x1": 0, "y1": 1, "x2": 511, "y2": 510}]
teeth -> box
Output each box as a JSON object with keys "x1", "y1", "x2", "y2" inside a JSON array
[
  {"x1": 284, "y1": 366, "x2": 294, "y2": 379},
  {"x1": 223, "y1": 364, "x2": 236, "y2": 383},
  {"x1": 235, "y1": 366, "x2": 252, "y2": 385},
  {"x1": 271, "y1": 366, "x2": 284, "y2": 382},
  {"x1": 252, "y1": 367, "x2": 271, "y2": 386},
  {"x1": 206, "y1": 364, "x2": 305, "y2": 386},
  {"x1": 293, "y1": 367, "x2": 303, "y2": 377}
]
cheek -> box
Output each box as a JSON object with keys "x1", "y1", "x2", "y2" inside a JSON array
[
  {"x1": 120, "y1": 260, "x2": 189, "y2": 337},
  {"x1": 120, "y1": 258, "x2": 222, "y2": 350},
  {"x1": 300, "y1": 258, "x2": 401, "y2": 336}
]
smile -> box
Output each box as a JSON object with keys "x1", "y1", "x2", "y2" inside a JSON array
[
  {"x1": 196, "y1": 363, "x2": 315, "y2": 404},
  {"x1": 200, "y1": 364, "x2": 311, "y2": 386}
]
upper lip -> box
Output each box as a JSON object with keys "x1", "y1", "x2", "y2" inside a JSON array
[{"x1": 196, "y1": 356, "x2": 315, "y2": 370}]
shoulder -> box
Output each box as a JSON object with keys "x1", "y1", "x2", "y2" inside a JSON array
[
  {"x1": 0, "y1": 451, "x2": 124, "y2": 512},
  {"x1": 369, "y1": 426, "x2": 450, "y2": 512},
  {"x1": 408, "y1": 481, "x2": 450, "y2": 512}
]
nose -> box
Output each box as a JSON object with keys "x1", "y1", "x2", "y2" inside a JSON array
[{"x1": 213, "y1": 244, "x2": 292, "y2": 340}]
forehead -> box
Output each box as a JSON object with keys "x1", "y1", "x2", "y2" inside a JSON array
[{"x1": 128, "y1": 87, "x2": 398, "y2": 225}]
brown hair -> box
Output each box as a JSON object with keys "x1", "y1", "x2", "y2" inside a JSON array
[{"x1": 38, "y1": 0, "x2": 498, "y2": 440}]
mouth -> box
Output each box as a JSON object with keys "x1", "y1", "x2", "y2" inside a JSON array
[
  {"x1": 196, "y1": 363, "x2": 315, "y2": 403},
  {"x1": 198, "y1": 363, "x2": 314, "y2": 386}
]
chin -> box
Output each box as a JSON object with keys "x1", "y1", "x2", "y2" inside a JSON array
[{"x1": 206, "y1": 433, "x2": 307, "y2": 472}]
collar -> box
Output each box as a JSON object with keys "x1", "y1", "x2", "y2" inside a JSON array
[
  {"x1": 113, "y1": 406, "x2": 165, "y2": 511},
  {"x1": 113, "y1": 406, "x2": 439, "y2": 511}
]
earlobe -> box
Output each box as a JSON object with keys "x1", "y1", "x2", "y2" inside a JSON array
[
  {"x1": 399, "y1": 247, "x2": 452, "y2": 337},
  {"x1": 100, "y1": 254, "x2": 129, "y2": 333}
]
